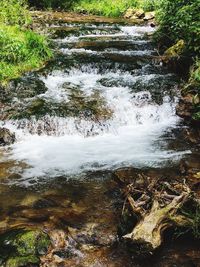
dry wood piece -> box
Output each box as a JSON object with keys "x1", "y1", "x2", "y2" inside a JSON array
[{"x1": 114, "y1": 169, "x2": 196, "y2": 255}]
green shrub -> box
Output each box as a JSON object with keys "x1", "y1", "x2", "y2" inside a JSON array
[
  {"x1": 155, "y1": 0, "x2": 200, "y2": 56},
  {"x1": 138, "y1": 0, "x2": 161, "y2": 12},
  {"x1": 0, "y1": 0, "x2": 31, "y2": 26}
]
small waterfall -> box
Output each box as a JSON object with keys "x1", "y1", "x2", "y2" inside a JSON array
[{"x1": 0, "y1": 23, "x2": 190, "y2": 183}]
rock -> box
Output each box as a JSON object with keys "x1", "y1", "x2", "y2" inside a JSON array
[
  {"x1": 1, "y1": 77, "x2": 47, "y2": 102},
  {"x1": 0, "y1": 128, "x2": 15, "y2": 146},
  {"x1": 179, "y1": 157, "x2": 200, "y2": 175},
  {"x1": 176, "y1": 94, "x2": 194, "y2": 119},
  {"x1": 164, "y1": 40, "x2": 185, "y2": 58},
  {"x1": 124, "y1": 8, "x2": 145, "y2": 19},
  {"x1": 134, "y1": 8, "x2": 145, "y2": 19},
  {"x1": 149, "y1": 22, "x2": 156, "y2": 27},
  {"x1": 124, "y1": 8, "x2": 135, "y2": 19},
  {"x1": 0, "y1": 229, "x2": 51, "y2": 267},
  {"x1": 130, "y1": 15, "x2": 139, "y2": 21},
  {"x1": 144, "y1": 11, "x2": 155, "y2": 21},
  {"x1": 20, "y1": 194, "x2": 40, "y2": 207},
  {"x1": 68, "y1": 223, "x2": 117, "y2": 248},
  {"x1": 5, "y1": 255, "x2": 39, "y2": 267}
]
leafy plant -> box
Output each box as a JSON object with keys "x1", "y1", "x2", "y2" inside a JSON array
[{"x1": 155, "y1": 0, "x2": 200, "y2": 56}]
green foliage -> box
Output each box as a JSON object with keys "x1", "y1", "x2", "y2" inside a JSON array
[
  {"x1": 0, "y1": 25, "x2": 52, "y2": 83},
  {"x1": 182, "y1": 60, "x2": 200, "y2": 121},
  {"x1": 155, "y1": 0, "x2": 200, "y2": 56},
  {"x1": 73, "y1": 0, "x2": 138, "y2": 17},
  {"x1": 0, "y1": 0, "x2": 31, "y2": 26},
  {"x1": 139, "y1": 0, "x2": 160, "y2": 12},
  {"x1": 28, "y1": 0, "x2": 161, "y2": 16},
  {"x1": 185, "y1": 60, "x2": 200, "y2": 93},
  {"x1": 28, "y1": 0, "x2": 78, "y2": 9}
]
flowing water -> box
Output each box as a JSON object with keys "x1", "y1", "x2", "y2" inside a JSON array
[{"x1": 0, "y1": 19, "x2": 199, "y2": 266}]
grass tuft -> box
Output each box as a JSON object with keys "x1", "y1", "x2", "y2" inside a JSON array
[{"x1": 0, "y1": 25, "x2": 52, "y2": 83}]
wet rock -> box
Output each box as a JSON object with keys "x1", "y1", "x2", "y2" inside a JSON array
[
  {"x1": 0, "y1": 229, "x2": 51, "y2": 267},
  {"x1": 5, "y1": 255, "x2": 39, "y2": 267},
  {"x1": 113, "y1": 167, "x2": 143, "y2": 185},
  {"x1": 0, "y1": 128, "x2": 15, "y2": 146},
  {"x1": 179, "y1": 157, "x2": 200, "y2": 175},
  {"x1": 68, "y1": 223, "x2": 117, "y2": 248},
  {"x1": 20, "y1": 194, "x2": 40, "y2": 207},
  {"x1": 33, "y1": 198, "x2": 58, "y2": 209},
  {"x1": 176, "y1": 94, "x2": 194, "y2": 119},
  {"x1": 50, "y1": 27, "x2": 79, "y2": 39},
  {"x1": 3, "y1": 77, "x2": 47, "y2": 101}
]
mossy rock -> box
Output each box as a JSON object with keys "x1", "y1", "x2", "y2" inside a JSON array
[
  {"x1": 12, "y1": 91, "x2": 112, "y2": 121},
  {"x1": 0, "y1": 229, "x2": 51, "y2": 267},
  {"x1": 5, "y1": 255, "x2": 39, "y2": 267},
  {"x1": 164, "y1": 40, "x2": 185, "y2": 58}
]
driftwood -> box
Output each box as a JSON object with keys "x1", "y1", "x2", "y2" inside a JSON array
[{"x1": 114, "y1": 169, "x2": 196, "y2": 256}]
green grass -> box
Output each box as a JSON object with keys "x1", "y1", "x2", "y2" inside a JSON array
[
  {"x1": 0, "y1": 25, "x2": 52, "y2": 83},
  {"x1": 0, "y1": 0, "x2": 31, "y2": 26},
  {"x1": 72, "y1": 0, "x2": 160, "y2": 17}
]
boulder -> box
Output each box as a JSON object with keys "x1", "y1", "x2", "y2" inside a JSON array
[
  {"x1": 134, "y1": 8, "x2": 145, "y2": 19},
  {"x1": 124, "y1": 8, "x2": 135, "y2": 19},
  {"x1": 176, "y1": 94, "x2": 194, "y2": 119},
  {"x1": 124, "y1": 8, "x2": 145, "y2": 19},
  {"x1": 164, "y1": 40, "x2": 185, "y2": 58},
  {"x1": 0, "y1": 128, "x2": 15, "y2": 146},
  {"x1": 144, "y1": 11, "x2": 155, "y2": 21}
]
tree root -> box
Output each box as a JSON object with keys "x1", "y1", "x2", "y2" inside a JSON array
[{"x1": 114, "y1": 169, "x2": 198, "y2": 256}]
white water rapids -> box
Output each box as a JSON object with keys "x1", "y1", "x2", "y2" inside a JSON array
[{"x1": 0, "y1": 25, "x2": 190, "y2": 183}]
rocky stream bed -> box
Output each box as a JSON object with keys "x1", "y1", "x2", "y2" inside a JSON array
[{"x1": 0, "y1": 12, "x2": 200, "y2": 267}]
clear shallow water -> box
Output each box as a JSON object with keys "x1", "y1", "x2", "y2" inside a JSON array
[{"x1": 0, "y1": 24, "x2": 190, "y2": 184}]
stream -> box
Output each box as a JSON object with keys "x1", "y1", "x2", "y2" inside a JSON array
[{"x1": 0, "y1": 16, "x2": 200, "y2": 266}]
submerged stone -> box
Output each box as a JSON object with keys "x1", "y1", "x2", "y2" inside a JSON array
[
  {"x1": 0, "y1": 229, "x2": 51, "y2": 267},
  {"x1": 3, "y1": 77, "x2": 48, "y2": 102},
  {"x1": 5, "y1": 255, "x2": 39, "y2": 267},
  {"x1": 0, "y1": 128, "x2": 15, "y2": 146}
]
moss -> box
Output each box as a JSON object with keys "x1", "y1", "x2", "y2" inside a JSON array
[
  {"x1": 164, "y1": 40, "x2": 185, "y2": 58},
  {"x1": 13, "y1": 230, "x2": 50, "y2": 256},
  {"x1": 5, "y1": 255, "x2": 39, "y2": 267},
  {"x1": 0, "y1": 229, "x2": 51, "y2": 266}
]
